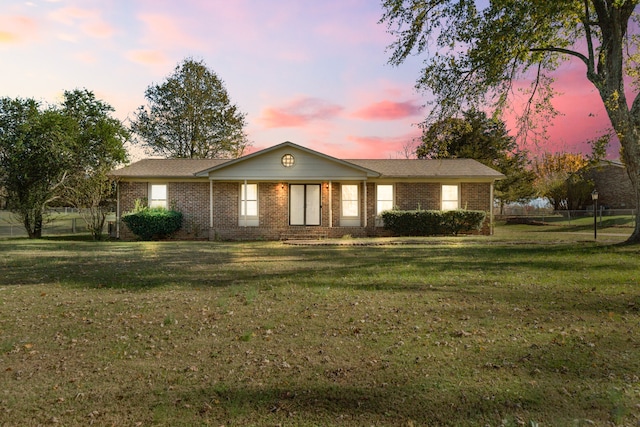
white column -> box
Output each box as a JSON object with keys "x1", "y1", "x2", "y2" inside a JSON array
[
  {"x1": 209, "y1": 180, "x2": 213, "y2": 228},
  {"x1": 363, "y1": 180, "x2": 367, "y2": 227},
  {"x1": 328, "y1": 181, "x2": 333, "y2": 228}
]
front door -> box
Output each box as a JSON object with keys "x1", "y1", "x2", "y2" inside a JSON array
[{"x1": 290, "y1": 184, "x2": 321, "y2": 225}]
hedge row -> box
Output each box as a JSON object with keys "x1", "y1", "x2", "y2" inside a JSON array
[
  {"x1": 380, "y1": 209, "x2": 486, "y2": 236},
  {"x1": 122, "y1": 208, "x2": 183, "y2": 240}
]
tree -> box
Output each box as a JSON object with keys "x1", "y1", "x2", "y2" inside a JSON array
[
  {"x1": 417, "y1": 109, "x2": 536, "y2": 211},
  {"x1": 60, "y1": 89, "x2": 129, "y2": 240},
  {"x1": 381, "y1": 0, "x2": 640, "y2": 243},
  {"x1": 0, "y1": 91, "x2": 128, "y2": 239},
  {"x1": 0, "y1": 98, "x2": 72, "y2": 238},
  {"x1": 533, "y1": 152, "x2": 590, "y2": 210},
  {"x1": 131, "y1": 58, "x2": 250, "y2": 159}
]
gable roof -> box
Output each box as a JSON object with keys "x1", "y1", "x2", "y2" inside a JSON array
[
  {"x1": 111, "y1": 142, "x2": 505, "y2": 180},
  {"x1": 194, "y1": 141, "x2": 380, "y2": 177}
]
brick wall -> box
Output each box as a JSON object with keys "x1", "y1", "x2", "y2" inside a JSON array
[
  {"x1": 119, "y1": 180, "x2": 495, "y2": 240},
  {"x1": 118, "y1": 181, "x2": 210, "y2": 240},
  {"x1": 588, "y1": 165, "x2": 637, "y2": 209}
]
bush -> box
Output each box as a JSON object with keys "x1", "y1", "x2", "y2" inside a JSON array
[
  {"x1": 122, "y1": 207, "x2": 183, "y2": 240},
  {"x1": 381, "y1": 209, "x2": 486, "y2": 236}
]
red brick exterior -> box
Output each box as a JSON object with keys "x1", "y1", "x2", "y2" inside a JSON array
[
  {"x1": 117, "y1": 180, "x2": 494, "y2": 240},
  {"x1": 587, "y1": 165, "x2": 637, "y2": 209}
]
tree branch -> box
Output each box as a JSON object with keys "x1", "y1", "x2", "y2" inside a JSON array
[{"x1": 529, "y1": 47, "x2": 590, "y2": 67}]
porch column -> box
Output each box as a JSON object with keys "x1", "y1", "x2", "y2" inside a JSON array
[
  {"x1": 363, "y1": 180, "x2": 367, "y2": 227},
  {"x1": 209, "y1": 180, "x2": 213, "y2": 228},
  {"x1": 116, "y1": 183, "x2": 120, "y2": 238},
  {"x1": 489, "y1": 182, "x2": 495, "y2": 235},
  {"x1": 328, "y1": 180, "x2": 333, "y2": 228}
]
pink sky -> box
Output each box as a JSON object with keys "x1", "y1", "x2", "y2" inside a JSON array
[{"x1": 0, "y1": 0, "x2": 631, "y2": 160}]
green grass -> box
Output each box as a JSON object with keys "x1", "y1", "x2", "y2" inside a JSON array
[{"x1": 0, "y1": 227, "x2": 639, "y2": 426}]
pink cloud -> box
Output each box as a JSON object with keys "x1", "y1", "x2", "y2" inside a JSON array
[
  {"x1": 352, "y1": 100, "x2": 423, "y2": 120},
  {"x1": 137, "y1": 13, "x2": 204, "y2": 50},
  {"x1": 0, "y1": 15, "x2": 38, "y2": 44},
  {"x1": 259, "y1": 97, "x2": 343, "y2": 128},
  {"x1": 125, "y1": 49, "x2": 169, "y2": 66},
  {"x1": 49, "y1": 7, "x2": 115, "y2": 39}
]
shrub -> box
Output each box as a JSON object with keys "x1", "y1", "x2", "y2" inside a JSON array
[
  {"x1": 381, "y1": 209, "x2": 486, "y2": 236},
  {"x1": 122, "y1": 207, "x2": 183, "y2": 240}
]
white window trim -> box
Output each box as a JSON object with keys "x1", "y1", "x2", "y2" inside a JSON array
[
  {"x1": 340, "y1": 183, "x2": 360, "y2": 226},
  {"x1": 239, "y1": 182, "x2": 259, "y2": 226},
  {"x1": 148, "y1": 183, "x2": 168, "y2": 209},
  {"x1": 441, "y1": 184, "x2": 460, "y2": 211}
]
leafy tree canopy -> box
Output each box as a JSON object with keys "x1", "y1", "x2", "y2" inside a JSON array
[
  {"x1": 417, "y1": 109, "x2": 536, "y2": 207},
  {"x1": 0, "y1": 90, "x2": 129, "y2": 238},
  {"x1": 381, "y1": 0, "x2": 640, "y2": 243},
  {"x1": 131, "y1": 58, "x2": 250, "y2": 159}
]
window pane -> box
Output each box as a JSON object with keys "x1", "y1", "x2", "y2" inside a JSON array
[
  {"x1": 342, "y1": 185, "x2": 358, "y2": 200},
  {"x1": 377, "y1": 200, "x2": 393, "y2": 213},
  {"x1": 343, "y1": 200, "x2": 358, "y2": 217}
]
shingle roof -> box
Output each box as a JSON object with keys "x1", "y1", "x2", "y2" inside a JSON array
[
  {"x1": 111, "y1": 156, "x2": 504, "y2": 180},
  {"x1": 346, "y1": 159, "x2": 505, "y2": 179},
  {"x1": 110, "y1": 158, "x2": 228, "y2": 178}
]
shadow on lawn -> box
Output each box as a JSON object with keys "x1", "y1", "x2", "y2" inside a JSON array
[{"x1": 172, "y1": 378, "x2": 625, "y2": 426}]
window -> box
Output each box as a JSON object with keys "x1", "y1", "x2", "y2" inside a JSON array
[
  {"x1": 376, "y1": 184, "x2": 394, "y2": 226},
  {"x1": 341, "y1": 184, "x2": 359, "y2": 217},
  {"x1": 240, "y1": 183, "x2": 258, "y2": 226},
  {"x1": 281, "y1": 154, "x2": 295, "y2": 167},
  {"x1": 376, "y1": 185, "x2": 394, "y2": 214},
  {"x1": 441, "y1": 184, "x2": 459, "y2": 211},
  {"x1": 149, "y1": 184, "x2": 167, "y2": 209}
]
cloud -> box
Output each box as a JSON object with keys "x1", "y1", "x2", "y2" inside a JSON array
[
  {"x1": 0, "y1": 16, "x2": 38, "y2": 45},
  {"x1": 259, "y1": 97, "x2": 344, "y2": 128},
  {"x1": 49, "y1": 7, "x2": 115, "y2": 39},
  {"x1": 346, "y1": 132, "x2": 421, "y2": 158},
  {"x1": 136, "y1": 13, "x2": 204, "y2": 50},
  {"x1": 352, "y1": 99, "x2": 423, "y2": 120},
  {"x1": 125, "y1": 50, "x2": 170, "y2": 66}
]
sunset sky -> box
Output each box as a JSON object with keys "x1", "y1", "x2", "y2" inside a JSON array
[{"x1": 0, "y1": 0, "x2": 628, "y2": 160}]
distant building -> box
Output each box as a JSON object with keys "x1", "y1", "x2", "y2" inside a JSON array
[{"x1": 586, "y1": 160, "x2": 636, "y2": 209}]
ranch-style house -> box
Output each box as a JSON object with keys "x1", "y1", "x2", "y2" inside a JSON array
[{"x1": 111, "y1": 141, "x2": 504, "y2": 240}]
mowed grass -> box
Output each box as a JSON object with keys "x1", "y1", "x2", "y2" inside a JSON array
[{"x1": 0, "y1": 229, "x2": 639, "y2": 426}]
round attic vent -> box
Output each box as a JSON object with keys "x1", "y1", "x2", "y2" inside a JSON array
[{"x1": 281, "y1": 154, "x2": 295, "y2": 168}]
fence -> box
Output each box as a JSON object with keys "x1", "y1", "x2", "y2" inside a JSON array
[
  {"x1": 0, "y1": 210, "x2": 116, "y2": 238},
  {"x1": 495, "y1": 208, "x2": 637, "y2": 228}
]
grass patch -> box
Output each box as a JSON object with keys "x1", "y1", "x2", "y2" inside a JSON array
[{"x1": 0, "y1": 228, "x2": 639, "y2": 425}]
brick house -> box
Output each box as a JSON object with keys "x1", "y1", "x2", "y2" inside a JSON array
[
  {"x1": 586, "y1": 160, "x2": 637, "y2": 209},
  {"x1": 111, "y1": 141, "x2": 504, "y2": 240}
]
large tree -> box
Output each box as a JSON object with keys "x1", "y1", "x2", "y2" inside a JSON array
[
  {"x1": 0, "y1": 91, "x2": 128, "y2": 239},
  {"x1": 381, "y1": 0, "x2": 640, "y2": 243},
  {"x1": 417, "y1": 109, "x2": 536, "y2": 211},
  {"x1": 0, "y1": 98, "x2": 72, "y2": 238},
  {"x1": 131, "y1": 58, "x2": 250, "y2": 159},
  {"x1": 60, "y1": 89, "x2": 129, "y2": 240}
]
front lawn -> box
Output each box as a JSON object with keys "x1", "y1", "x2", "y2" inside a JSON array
[{"x1": 0, "y1": 235, "x2": 638, "y2": 426}]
